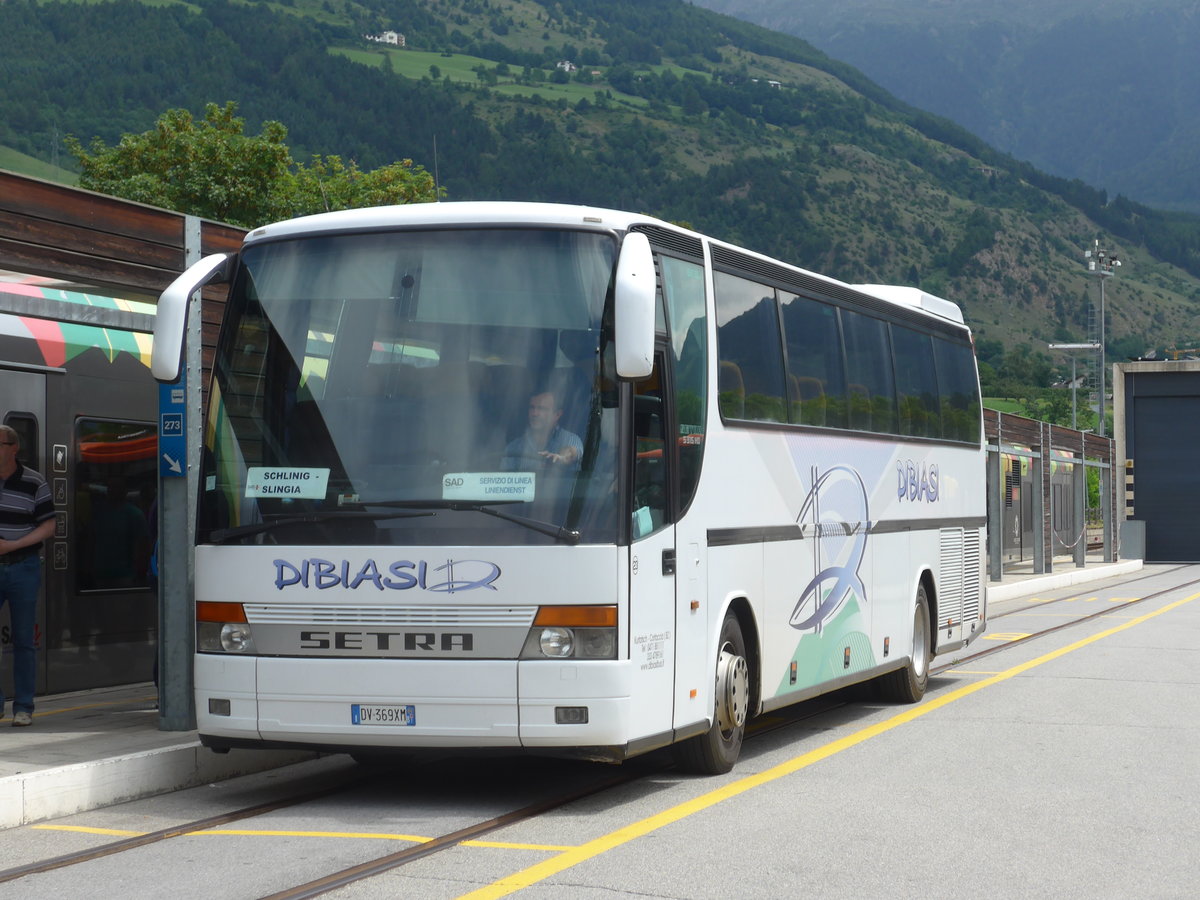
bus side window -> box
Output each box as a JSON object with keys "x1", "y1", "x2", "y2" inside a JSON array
[
  {"x1": 632, "y1": 378, "x2": 668, "y2": 539},
  {"x1": 892, "y1": 326, "x2": 941, "y2": 438},
  {"x1": 780, "y1": 292, "x2": 845, "y2": 428},
  {"x1": 713, "y1": 272, "x2": 787, "y2": 423},
  {"x1": 841, "y1": 308, "x2": 896, "y2": 434}
]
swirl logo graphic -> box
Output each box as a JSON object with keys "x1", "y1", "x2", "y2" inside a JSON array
[
  {"x1": 790, "y1": 466, "x2": 870, "y2": 633},
  {"x1": 424, "y1": 559, "x2": 501, "y2": 593}
]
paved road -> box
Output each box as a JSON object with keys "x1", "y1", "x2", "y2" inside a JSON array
[{"x1": 3, "y1": 564, "x2": 1196, "y2": 899}]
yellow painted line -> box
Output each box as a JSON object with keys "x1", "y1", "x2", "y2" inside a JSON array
[
  {"x1": 982, "y1": 632, "x2": 1030, "y2": 641},
  {"x1": 941, "y1": 670, "x2": 1004, "y2": 676},
  {"x1": 459, "y1": 591, "x2": 1200, "y2": 900},
  {"x1": 465, "y1": 841, "x2": 576, "y2": 852}
]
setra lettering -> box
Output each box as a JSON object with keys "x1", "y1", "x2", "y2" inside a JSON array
[{"x1": 299, "y1": 630, "x2": 475, "y2": 653}]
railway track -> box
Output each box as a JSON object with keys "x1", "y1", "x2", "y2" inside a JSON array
[{"x1": 4, "y1": 567, "x2": 1192, "y2": 898}]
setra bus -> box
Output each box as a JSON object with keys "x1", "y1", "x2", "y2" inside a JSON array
[{"x1": 153, "y1": 201, "x2": 987, "y2": 774}]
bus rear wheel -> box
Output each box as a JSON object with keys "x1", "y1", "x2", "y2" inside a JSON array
[
  {"x1": 673, "y1": 612, "x2": 749, "y2": 775},
  {"x1": 878, "y1": 582, "x2": 931, "y2": 703}
]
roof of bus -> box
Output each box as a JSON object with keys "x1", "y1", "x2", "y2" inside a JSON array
[
  {"x1": 854, "y1": 284, "x2": 966, "y2": 325},
  {"x1": 244, "y1": 200, "x2": 651, "y2": 242},
  {"x1": 244, "y1": 201, "x2": 966, "y2": 327}
]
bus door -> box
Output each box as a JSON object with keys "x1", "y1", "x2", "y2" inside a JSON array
[
  {"x1": 0, "y1": 369, "x2": 47, "y2": 699},
  {"x1": 626, "y1": 355, "x2": 676, "y2": 743}
]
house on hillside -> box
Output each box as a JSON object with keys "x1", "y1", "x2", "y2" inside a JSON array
[
  {"x1": 366, "y1": 30, "x2": 405, "y2": 46},
  {"x1": 556, "y1": 60, "x2": 577, "y2": 73}
]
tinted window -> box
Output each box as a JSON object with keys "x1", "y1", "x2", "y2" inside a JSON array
[
  {"x1": 841, "y1": 309, "x2": 896, "y2": 433},
  {"x1": 780, "y1": 292, "x2": 845, "y2": 428},
  {"x1": 714, "y1": 272, "x2": 787, "y2": 423},
  {"x1": 934, "y1": 338, "x2": 982, "y2": 442},
  {"x1": 75, "y1": 419, "x2": 156, "y2": 593},
  {"x1": 892, "y1": 326, "x2": 941, "y2": 438},
  {"x1": 662, "y1": 256, "x2": 707, "y2": 509}
]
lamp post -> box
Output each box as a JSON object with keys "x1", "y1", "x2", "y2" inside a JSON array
[
  {"x1": 1084, "y1": 240, "x2": 1120, "y2": 436},
  {"x1": 1048, "y1": 342, "x2": 1100, "y2": 430}
]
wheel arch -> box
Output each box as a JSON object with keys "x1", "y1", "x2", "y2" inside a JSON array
[
  {"x1": 720, "y1": 595, "x2": 761, "y2": 718},
  {"x1": 919, "y1": 567, "x2": 937, "y2": 643}
]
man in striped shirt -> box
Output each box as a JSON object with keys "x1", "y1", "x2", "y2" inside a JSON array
[{"x1": 0, "y1": 424, "x2": 55, "y2": 727}]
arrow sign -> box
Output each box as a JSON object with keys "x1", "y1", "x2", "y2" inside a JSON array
[{"x1": 159, "y1": 379, "x2": 187, "y2": 478}]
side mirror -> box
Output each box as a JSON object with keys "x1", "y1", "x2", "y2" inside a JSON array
[
  {"x1": 613, "y1": 232, "x2": 655, "y2": 379},
  {"x1": 152, "y1": 254, "x2": 231, "y2": 382}
]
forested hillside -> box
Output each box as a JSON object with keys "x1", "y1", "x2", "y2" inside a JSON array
[
  {"x1": 694, "y1": 0, "x2": 1200, "y2": 215},
  {"x1": 5, "y1": 0, "x2": 1200, "y2": 380}
]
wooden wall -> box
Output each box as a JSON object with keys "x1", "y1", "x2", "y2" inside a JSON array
[{"x1": 0, "y1": 170, "x2": 246, "y2": 390}]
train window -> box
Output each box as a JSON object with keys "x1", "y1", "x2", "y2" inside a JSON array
[
  {"x1": 3, "y1": 412, "x2": 38, "y2": 469},
  {"x1": 74, "y1": 419, "x2": 157, "y2": 593}
]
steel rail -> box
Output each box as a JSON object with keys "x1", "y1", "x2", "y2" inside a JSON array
[{"x1": 6, "y1": 568, "x2": 1193, "y2": 895}]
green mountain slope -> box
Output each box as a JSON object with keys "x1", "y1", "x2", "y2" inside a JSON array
[
  {"x1": 693, "y1": 0, "x2": 1200, "y2": 215},
  {"x1": 4, "y1": 0, "x2": 1200, "y2": 363}
]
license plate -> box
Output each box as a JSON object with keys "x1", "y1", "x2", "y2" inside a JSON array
[{"x1": 351, "y1": 704, "x2": 416, "y2": 726}]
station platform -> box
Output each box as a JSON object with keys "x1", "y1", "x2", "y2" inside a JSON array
[{"x1": 0, "y1": 557, "x2": 1144, "y2": 829}]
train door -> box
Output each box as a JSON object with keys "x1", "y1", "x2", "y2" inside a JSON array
[{"x1": 0, "y1": 369, "x2": 47, "y2": 700}]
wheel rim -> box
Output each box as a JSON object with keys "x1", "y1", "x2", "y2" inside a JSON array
[
  {"x1": 912, "y1": 595, "x2": 930, "y2": 679},
  {"x1": 715, "y1": 643, "x2": 749, "y2": 735}
]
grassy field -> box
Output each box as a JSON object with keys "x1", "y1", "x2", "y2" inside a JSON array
[
  {"x1": 0, "y1": 146, "x2": 77, "y2": 185},
  {"x1": 982, "y1": 398, "x2": 1024, "y2": 413},
  {"x1": 331, "y1": 46, "x2": 694, "y2": 110}
]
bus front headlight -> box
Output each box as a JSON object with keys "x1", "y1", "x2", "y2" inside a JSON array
[
  {"x1": 520, "y1": 606, "x2": 617, "y2": 660},
  {"x1": 196, "y1": 601, "x2": 256, "y2": 654}
]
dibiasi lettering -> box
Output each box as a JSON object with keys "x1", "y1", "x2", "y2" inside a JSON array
[
  {"x1": 274, "y1": 558, "x2": 501, "y2": 593},
  {"x1": 896, "y1": 460, "x2": 940, "y2": 503}
]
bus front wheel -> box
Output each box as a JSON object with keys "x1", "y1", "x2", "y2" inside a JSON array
[
  {"x1": 878, "y1": 582, "x2": 931, "y2": 703},
  {"x1": 673, "y1": 612, "x2": 749, "y2": 775}
]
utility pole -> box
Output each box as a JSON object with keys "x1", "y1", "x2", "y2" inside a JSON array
[
  {"x1": 1084, "y1": 239, "x2": 1120, "y2": 436},
  {"x1": 1048, "y1": 342, "x2": 1099, "y2": 430}
]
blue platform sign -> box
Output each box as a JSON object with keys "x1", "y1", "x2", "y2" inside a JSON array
[{"x1": 159, "y1": 378, "x2": 187, "y2": 478}]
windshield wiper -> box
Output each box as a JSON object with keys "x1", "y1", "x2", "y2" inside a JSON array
[
  {"x1": 452, "y1": 502, "x2": 581, "y2": 545},
  {"x1": 361, "y1": 499, "x2": 581, "y2": 545},
  {"x1": 209, "y1": 509, "x2": 435, "y2": 545}
]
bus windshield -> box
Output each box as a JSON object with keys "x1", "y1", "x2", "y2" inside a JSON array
[{"x1": 200, "y1": 227, "x2": 621, "y2": 546}]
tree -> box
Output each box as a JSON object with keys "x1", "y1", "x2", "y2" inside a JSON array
[{"x1": 65, "y1": 102, "x2": 440, "y2": 228}]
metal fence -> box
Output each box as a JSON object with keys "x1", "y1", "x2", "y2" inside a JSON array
[{"x1": 985, "y1": 408, "x2": 1115, "y2": 580}]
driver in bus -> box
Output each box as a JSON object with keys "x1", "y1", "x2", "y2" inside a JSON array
[{"x1": 502, "y1": 388, "x2": 582, "y2": 471}]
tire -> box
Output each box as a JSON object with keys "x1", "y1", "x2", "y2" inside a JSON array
[
  {"x1": 878, "y1": 582, "x2": 931, "y2": 703},
  {"x1": 673, "y1": 612, "x2": 750, "y2": 775}
]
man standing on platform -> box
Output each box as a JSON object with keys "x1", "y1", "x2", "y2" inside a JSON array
[{"x1": 0, "y1": 424, "x2": 55, "y2": 727}]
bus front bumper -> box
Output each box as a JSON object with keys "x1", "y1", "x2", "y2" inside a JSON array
[{"x1": 195, "y1": 655, "x2": 635, "y2": 752}]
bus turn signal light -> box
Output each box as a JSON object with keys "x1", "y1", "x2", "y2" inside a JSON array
[{"x1": 534, "y1": 605, "x2": 617, "y2": 627}]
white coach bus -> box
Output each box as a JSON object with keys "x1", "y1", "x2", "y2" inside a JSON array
[{"x1": 153, "y1": 201, "x2": 986, "y2": 774}]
